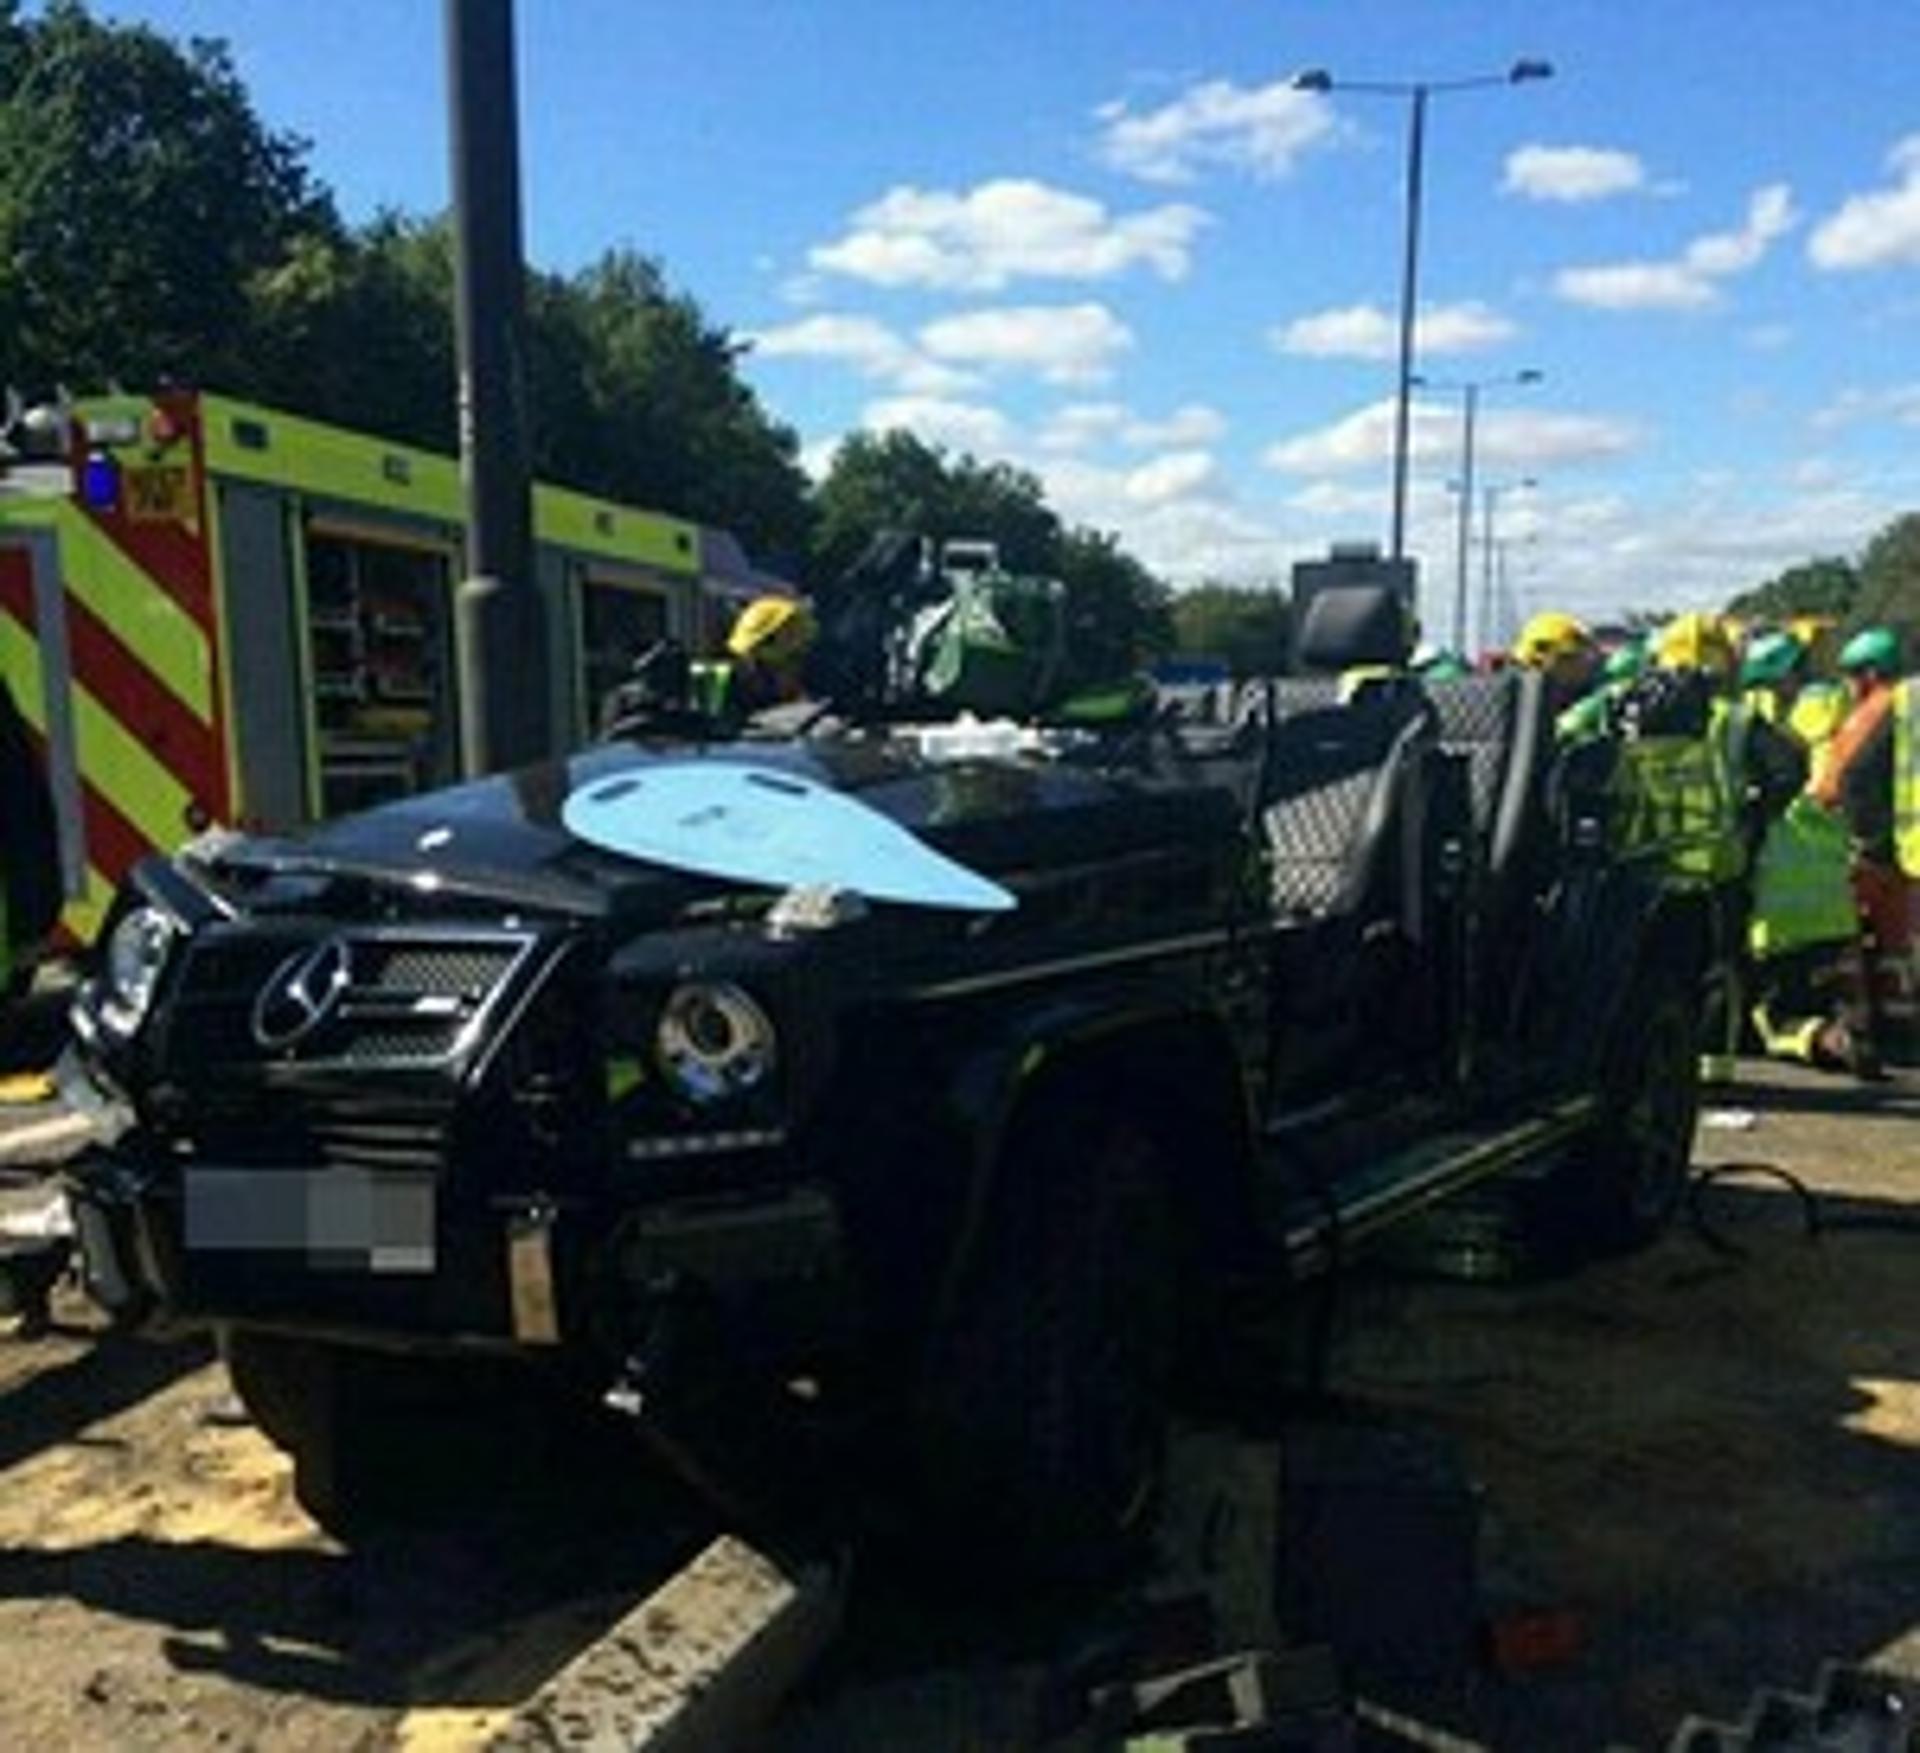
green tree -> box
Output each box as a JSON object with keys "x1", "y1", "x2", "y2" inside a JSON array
[
  {"x1": 1850, "y1": 513, "x2": 1920, "y2": 640},
  {"x1": 1169, "y1": 582, "x2": 1291, "y2": 676},
  {"x1": 0, "y1": 0, "x2": 334, "y2": 396},
  {"x1": 1727, "y1": 555, "x2": 1859, "y2": 622},
  {"x1": 810, "y1": 429, "x2": 1174, "y2": 679},
  {"x1": 810, "y1": 430, "x2": 1061, "y2": 585},
  {"x1": 1055, "y1": 527, "x2": 1174, "y2": 678},
  {"x1": 544, "y1": 250, "x2": 812, "y2": 565},
  {"x1": 244, "y1": 215, "x2": 457, "y2": 451}
]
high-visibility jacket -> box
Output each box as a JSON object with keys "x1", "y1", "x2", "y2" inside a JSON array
[
  {"x1": 1612, "y1": 697, "x2": 1750, "y2": 884},
  {"x1": 1895, "y1": 677, "x2": 1919, "y2": 878},
  {"x1": 1787, "y1": 680, "x2": 1847, "y2": 754},
  {"x1": 1748, "y1": 795, "x2": 1858, "y2": 960}
]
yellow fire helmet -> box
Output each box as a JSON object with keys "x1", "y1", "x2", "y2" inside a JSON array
[
  {"x1": 1653, "y1": 610, "x2": 1736, "y2": 677},
  {"x1": 725, "y1": 595, "x2": 817, "y2": 667},
  {"x1": 1511, "y1": 610, "x2": 1594, "y2": 670}
]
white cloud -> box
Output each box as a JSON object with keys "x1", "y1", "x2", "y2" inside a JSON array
[
  {"x1": 1789, "y1": 457, "x2": 1842, "y2": 489},
  {"x1": 748, "y1": 314, "x2": 977, "y2": 394},
  {"x1": 1124, "y1": 450, "x2": 1221, "y2": 506},
  {"x1": 1036, "y1": 402, "x2": 1130, "y2": 452},
  {"x1": 1040, "y1": 456, "x2": 1282, "y2": 584},
  {"x1": 1809, "y1": 135, "x2": 1920, "y2": 270},
  {"x1": 917, "y1": 303, "x2": 1134, "y2": 385},
  {"x1": 1513, "y1": 485, "x2": 1896, "y2": 620},
  {"x1": 1503, "y1": 144, "x2": 1648, "y2": 203},
  {"x1": 1272, "y1": 300, "x2": 1518, "y2": 360},
  {"x1": 1123, "y1": 403, "x2": 1228, "y2": 447},
  {"x1": 1742, "y1": 322, "x2": 1794, "y2": 351},
  {"x1": 858, "y1": 396, "x2": 1013, "y2": 454},
  {"x1": 1262, "y1": 397, "x2": 1639, "y2": 475},
  {"x1": 1553, "y1": 182, "x2": 1799, "y2": 310},
  {"x1": 1552, "y1": 263, "x2": 1719, "y2": 312},
  {"x1": 1095, "y1": 78, "x2": 1340, "y2": 185},
  {"x1": 809, "y1": 179, "x2": 1208, "y2": 291},
  {"x1": 1811, "y1": 383, "x2": 1920, "y2": 432},
  {"x1": 1035, "y1": 401, "x2": 1227, "y2": 453},
  {"x1": 1285, "y1": 479, "x2": 1387, "y2": 520}
]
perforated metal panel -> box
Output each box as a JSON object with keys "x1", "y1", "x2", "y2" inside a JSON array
[
  {"x1": 1264, "y1": 769, "x2": 1378, "y2": 915},
  {"x1": 1425, "y1": 676, "x2": 1517, "y2": 841}
]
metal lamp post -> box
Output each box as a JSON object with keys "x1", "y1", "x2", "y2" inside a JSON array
[
  {"x1": 1480, "y1": 476, "x2": 1538, "y2": 654},
  {"x1": 446, "y1": 0, "x2": 545, "y2": 777},
  {"x1": 1413, "y1": 367, "x2": 1542, "y2": 651},
  {"x1": 1291, "y1": 61, "x2": 1552, "y2": 567}
]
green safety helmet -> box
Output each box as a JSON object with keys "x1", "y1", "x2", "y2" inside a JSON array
[
  {"x1": 1601, "y1": 640, "x2": 1647, "y2": 685},
  {"x1": 1838, "y1": 625, "x2": 1900, "y2": 675},
  {"x1": 1740, "y1": 628, "x2": 1804, "y2": 688}
]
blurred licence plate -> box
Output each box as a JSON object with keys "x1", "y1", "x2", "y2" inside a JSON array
[{"x1": 183, "y1": 1168, "x2": 436, "y2": 1274}]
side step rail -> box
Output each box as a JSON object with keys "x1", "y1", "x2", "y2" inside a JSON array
[{"x1": 1280, "y1": 1095, "x2": 1597, "y2": 1280}]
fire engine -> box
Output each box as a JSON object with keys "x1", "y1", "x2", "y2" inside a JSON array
[{"x1": 0, "y1": 390, "x2": 786, "y2": 947}]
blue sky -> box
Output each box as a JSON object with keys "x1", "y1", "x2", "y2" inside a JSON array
[{"x1": 88, "y1": 1, "x2": 1920, "y2": 641}]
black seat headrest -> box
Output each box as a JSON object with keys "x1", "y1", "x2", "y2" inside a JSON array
[{"x1": 1295, "y1": 586, "x2": 1412, "y2": 674}]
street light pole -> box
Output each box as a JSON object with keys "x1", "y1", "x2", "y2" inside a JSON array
[
  {"x1": 446, "y1": 0, "x2": 544, "y2": 778},
  {"x1": 1390, "y1": 85, "x2": 1428, "y2": 565},
  {"x1": 1415, "y1": 367, "x2": 1540, "y2": 651},
  {"x1": 1480, "y1": 476, "x2": 1537, "y2": 652},
  {"x1": 1453, "y1": 381, "x2": 1478, "y2": 651},
  {"x1": 1291, "y1": 60, "x2": 1552, "y2": 570}
]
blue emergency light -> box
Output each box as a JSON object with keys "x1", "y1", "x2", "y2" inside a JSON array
[{"x1": 81, "y1": 451, "x2": 120, "y2": 510}]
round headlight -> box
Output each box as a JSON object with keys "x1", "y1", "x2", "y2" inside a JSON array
[
  {"x1": 102, "y1": 905, "x2": 175, "y2": 1032},
  {"x1": 655, "y1": 982, "x2": 777, "y2": 1106}
]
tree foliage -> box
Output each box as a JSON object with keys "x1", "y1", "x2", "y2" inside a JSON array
[
  {"x1": 811, "y1": 430, "x2": 1175, "y2": 677},
  {"x1": 0, "y1": 0, "x2": 333, "y2": 394},
  {"x1": 1851, "y1": 513, "x2": 1920, "y2": 639},
  {"x1": 1726, "y1": 516, "x2": 1920, "y2": 647},
  {"x1": 1727, "y1": 555, "x2": 1859, "y2": 622},
  {"x1": 247, "y1": 224, "x2": 814, "y2": 562},
  {"x1": 244, "y1": 216, "x2": 456, "y2": 450},
  {"x1": 1055, "y1": 527, "x2": 1175, "y2": 678},
  {"x1": 1169, "y1": 583, "x2": 1290, "y2": 676},
  {"x1": 0, "y1": 3, "x2": 810, "y2": 560},
  {"x1": 810, "y1": 431, "x2": 1061, "y2": 585}
]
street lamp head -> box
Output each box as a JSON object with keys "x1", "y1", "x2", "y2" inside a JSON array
[
  {"x1": 1508, "y1": 58, "x2": 1554, "y2": 84},
  {"x1": 1291, "y1": 67, "x2": 1334, "y2": 93},
  {"x1": 1515, "y1": 368, "x2": 1544, "y2": 385}
]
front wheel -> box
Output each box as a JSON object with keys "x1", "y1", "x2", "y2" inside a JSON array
[
  {"x1": 913, "y1": 1097, "x2": 1179, "y2": 1583},
  {"x1": 223, "y1": 1330, "x2": 589, "y2": 1541}
]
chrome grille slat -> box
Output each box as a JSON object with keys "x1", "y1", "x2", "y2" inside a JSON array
[{"x1": 171, "y1": 926, "x2": 534, "y2": 1069}]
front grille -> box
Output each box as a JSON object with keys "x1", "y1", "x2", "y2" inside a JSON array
[
  {"x1": 166, "y1": 925, "x2": 534, "y2": 1070},
  {"x1": 356, "y1": 943, "x2": 519, "y2": 1000}
]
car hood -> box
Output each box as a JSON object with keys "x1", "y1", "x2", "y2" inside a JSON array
[{"x1": 199, "y1": 734, "x2": 1245, "y2": 923}]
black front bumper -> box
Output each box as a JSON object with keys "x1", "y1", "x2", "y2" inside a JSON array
[{"x1": 66, "y1": 1141, "x2": 856, "y2": 1374}]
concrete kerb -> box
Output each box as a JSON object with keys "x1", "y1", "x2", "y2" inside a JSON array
[{"x1": 486, "y1": 1535, "x2": 848, "y2": 1752}]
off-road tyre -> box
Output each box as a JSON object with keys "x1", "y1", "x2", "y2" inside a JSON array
[
  {"x1": 224, "y1": 1330, "x2": 567, "y2": 1540},
  {"x1": 914, "y1": 1097, "x2": 1179, "y2": 1585},
  {"x1": 222, "y1": 1332, "x2": 424, "y2": 1538},
  {"x1": 1564, "y1": 967, "x2": 1702, "y2": 1253}
]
